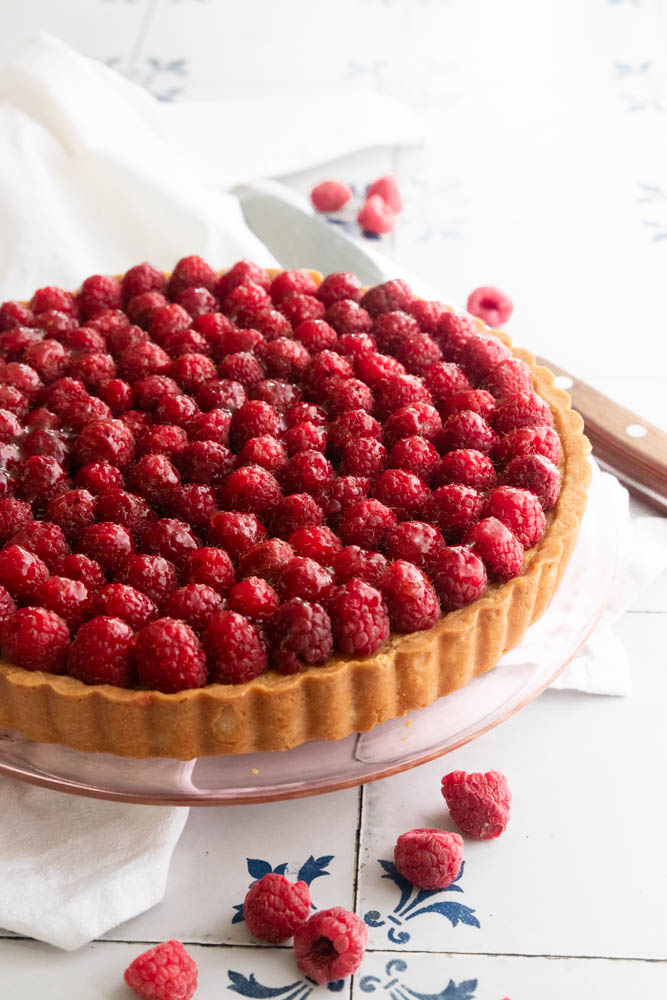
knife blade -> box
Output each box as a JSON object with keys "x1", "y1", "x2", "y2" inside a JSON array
[{"x1": 235, "y1": 181, "x2": 667, "y2": 513}]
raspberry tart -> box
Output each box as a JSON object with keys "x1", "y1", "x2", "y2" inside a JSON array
[{"x1": 0, "y1": 260, "x2": 590, "y2": 757}]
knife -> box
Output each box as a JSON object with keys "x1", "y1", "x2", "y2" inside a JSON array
[{"x1": 234, "y1": 181, "x2": 667, "y2": 514}]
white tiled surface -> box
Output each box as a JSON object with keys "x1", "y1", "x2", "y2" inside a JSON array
[{"x1": 0, "y1": 0, "x2": 666, "y2": 997}]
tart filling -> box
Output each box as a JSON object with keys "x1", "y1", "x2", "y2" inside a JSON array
[{"x1": 0, "y1": 261, "x2": 590, "y2": 757}]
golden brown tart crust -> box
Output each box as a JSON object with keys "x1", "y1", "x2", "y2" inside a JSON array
[{"x1": 0, "y1": 271, "x2": 591, "y2": 758}]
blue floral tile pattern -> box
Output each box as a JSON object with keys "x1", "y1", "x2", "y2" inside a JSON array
[
  {"x1": 360, "y1": 960, "x2": 477, "y2": 1000},
  {"x1": 228, "y1": 969, "x2": 345, "y2": 997}
]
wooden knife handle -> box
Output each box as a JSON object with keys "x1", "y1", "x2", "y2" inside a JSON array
[{"x1": 536, "y1": 356, "x2": 667, "y2": 515}]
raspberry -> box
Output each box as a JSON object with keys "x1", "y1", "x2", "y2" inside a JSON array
[
  {"x1": 142, "y1": 518, "x2": 199, "y2": 570},
  {"x1": 123, "y1": 940, "x2": 197, "y2": 1000},
  {"x1": 337, "y1": 332, "x2": 376, "y2": 361},
  {"x1": 117, "y1": 554, "x2": 178, "y2": 606},
  {"x1": 22, "y1": 426, "x2": 70, "y2": 466},
  {"x1": 388, "y1": 435, "x2": 440, "y2": 484},
  {"x1": 162, "y1": 584, "x2": 224, "y2": 633},
  {"x1": 395, "y1": 334, "x2": 442, "y2": 378},
  {"x1": 372, "y1": 469, "x2": 430, "y2": 520},
  {"x1": 271, "y1": 492, "x2": 324, "y2": 539},
  {"x1": 318, "y1": 475, "x2": 370, "y2": 527},
  {"x1": 441, "y1": 410, "x2": 497, "y2": 455},
  {"x1": 131, "y1": 374, "x2": 180, "y2": 411},
  {"x1": 281, "y1": 450, "x2": 333, "y2": 496},
  {"x1": 483, "y1": 485, "x2": 546, "y2": 548},
  {"x1": 327, "y1": 409, "x2": 382, "y2": 458},
  {"x1": 85, "y1": 306, "x2": 129, "y2": 335},
  {"x1": 280, "y1": 294, "x2": 325, "y2": 329},
  {"x1": 463, "y1": 517, "x2": 524, "y2": 581},
  {"x1": 57, "y1": 325, "x2": 105, "y2": 354},
  {"x1": 494, "y1": 425, "x2": 562, "y2": 467},
  {"x1": 57, "y1": 553, "x2": 106, "y2": 590},
  {"x1": 260, "y1": 338, "x2": 310, "y2": 382},
  {"x1": 432, "y1": 311, "x2": 476, "y2": 363},
  {"x1": 294, "y1": 319, "x2": 338, "y2": 353},
  {"x1": 24, "y1": 407, "x2": 60, "y2": 431},
  {"x1": 283, "y1": 421, "x2": 327, "y2": 456},
  {"x1": 244, "y1": 872, "x2": 311, "y2": 943},
  {"x1": 188, "y1": 408, "x2": 232, "y2": 445},
  {"x1": 174, "y1": 285, "x2": 218, "y2": 318},
  {"x1": 78, "y1": 275, "x2": 122, "y2": 320},
  {"x1": 196, "y1": 378, "x2": 246, "y2": 413},
  {"x1": 33, "y1": 576, "x2": 89, "y2": 630},
  {"x1": 134, "y1": 618, "x2": 207, "y2": 693},
  {"x1": 42, "y1": 376, "x2": 96, "y2": 426},
  {"x1": 218, "y1": 351, "x2": 265, "y2": 390},
  {"x1": 215, "y1": 260, "x2": 270, "y2": 301},
  {"x1": 269, "y1": 270, "x2": 318, "y2": 306},
  {"x1": 302, "y1": 350, "x2": 354, "y2": 400},
  {"x1": 3, "y1": 362, "x2": 42, "y2": 399},
  {"x1": 75, "y1": 460, "x2": 124, "y2": 494},
  {"x1": 444, "y1": 388, "x2": 495, "y2": 420},
  {"x1": 9, "y1": 520, "x2": 70, "y2": 569},
  {"x1": 339, "y1": 498, "x2": 396, "y2": 550},
  {"x1": 0, "y1": 498, "x2": 32, "y2": 544},
  {"x1": 442, "y1": 769, "x2": 511, "y2": 839},
  {"x1": 72, "y1": 418, "x2": 135, "y2": 469},
  {"x1": 0, "y1": 301, "x2": 34, "y2": 330},
  {"x1": 483, "y1": 357, "x2": 532, "y2": 398},
  {"x1": 185, "y1": 546, "x2": 235, "y2": 594},
  {"x1": 68, "y1": 616, "x2": 135, "y2": 686},
  {"x1": 227, "y1": 577, "x2": 278, "y2": 622},
  {"x1": 434, "y1": 449, "x2": 497, "y2": 491},
  {"x1": 208, "y1": 511, "x2": 267, "y2": 561},
  {"x1": 325, "y1": 377, "x2": 374, "y2": 416},
  {"x1": 339, "y1": 436, "x2": 387, "y2": 479},
  {"x1": 428, "y1": 545, "x2": 487, "y2": 610},
  {"x1": 293, "y1": 907, "x2": 367, "y2": 984},
  {"x1": 46, "y1": 488, "x2": 98, "y2": 542},
  {"x1": 384, "y1": 402, "x2": 442, "y2": 448},
  {"x1": 219, "y1": 466, "x2": 282, "y2": 516},
  {"x1": 324, "y1": 299, "x2": 372, "y2": 335},
  {"x1": 270, "y1": 598, "x2": 333, "y2": 673},
  {"x1": 467, "y1": 286, "x2": 513, "y2": 327},
  {"x1": 251, "y1": 379, "x2": 301, "y2": 413},
  {"x1": 330, "y1": 577, "x2": 389, "y2": 655},
  {"x1": 331, "y1": 545, "x2": 387, "y2": 587},
  {"x1": 120, "y1": 411, "x2": 156, "y2": 437},
  {"x1": 386, "y1": 520, "x2": 445, "y2": 568},
  {"x1": 368, "y1": 173, "x2": 403, "y2": 213},
  {"x1": 126, "y1": 291, "x2": 168, "y2": 329},
  {"x1": 90, "y1": 583, "x2": 157, "y2": 630},
  {"x1": 191, "y1": 311, "x2": 234, "y2": 355},
  {"x1": 380, "y1": 559, "x2": 440, "y2": 632},
  {"x1": 310, "y1": 179, "x2": 352, "y2": 213},
  {"x1": 231, "y1": 400, "x2": 280, "y2": 450},
  {"x1": 154, "y1": 393, "x2": 199, "y2": 428},
  {"x1": 222, "y1": 282, "x2": 270, "y2": 320},
  {"x1": 503, "y1": 453, "x2": 561, "y2": 509},
  {"x1": 355, "y1": 352, "x2": 406, "y2": 387},
  {"x1": 136, "y1": 424, "x2": 188, "y2": 462},
  {"x1": 89, "y1": 488, "x2": 149, "y2": 542},
  {"x1": 374, "y1": 373, "x2": 432, "y2": 420},
  {"x1": 167, "y1": 255, "x2": 217, "y2": 300},
  {"x1": 204, "y1": 610, "x2": 268, "y2": 683},
  {"x1": 2, "y1": 607, "x2": 69, "y2": 672},
  {"x1": 30, "y1": 287, "x2": 77, "y2": 317},
  {"x1": 122, "y1": 262, "x2": 166, "y2": 303},
  {"x1": 316, "y1": 272, "x2": 362, "y2": 308},
  {"x1": 0, "y1": 409, "x2": 22, "y2": 443},
  {"x1": 459, "y1": 333, "x2": 512, "y2": 385},
  {"x1": 277, "y1": 556, "x2": 334, "y2": 605},
  {"x1": 240, "y1": 307, "x2": 291, "y2": 340},
  {"x1": 106, "y1": 322, "x2": 151, "y2": 357},
  {"x1": 422, "y1": 361, "x2": 471, "y2": 408},
  {"x1": 289, "y1": 524, "x2": 342, "y2": 565},
  {"x1": 358, "y1": 194, "x2": 396, "y2": 235},
  {"x1": 492, "y1": 391, "x2": 553, "y2": 435},
  {"x1": 168, "y1": 483, "x2": 217, "y2": 528},
  {"x1": 423, "y1": 484, "x2": 483, "y2": 542},
  {"x1": 210, "y1": 325, "x2": 263, "y2": 357},
  {"x1": 67, "y1": 351, "x2": 116, "y2": 388},
  {"x1": 98, "y1": 378, "x2": 134, "y2": 415},
  {"x1": 394, "y1": 828, "x2": 463, "y2": 890},
  {"x1": 405, "y1": 298, "x2": 448, "y2": 334},
  {"x1": 238, "y1": 539, "x2": 294, "y2": 587},
  {"x1": 169, "y1": 353, "x2": 216, "y2": 394},
  {"x1": 0, "y1": 585, "x2": 15, "y2": 624},
  {"x1": 119, "y1": 341, "x2": 170, "y2": 382},
  {"x1": 0, "y1": 384, "x2": 28, "y2": 419},
  {"x1": 79, "y1": 521, "x2": 132, "y2": 574},
  {"x1": 17, "y1": 456, "x2": 68, "y2": 503}
]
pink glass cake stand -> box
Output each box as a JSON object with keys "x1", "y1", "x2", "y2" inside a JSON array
[{"x1": 0, "y1": 464, "x2": 613, "y2": 805}]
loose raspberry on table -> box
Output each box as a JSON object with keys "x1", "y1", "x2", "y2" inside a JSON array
[
  {"x1": 244, "y1": 872, "x2": 311, "y2": 943},
  {"x1": 174, "y1": 285, "x2": 218, "y2": 318},
  {"x1": 241, "y1": 307, "x2": 291, "y2": 341},
  {"x1": 74, "y1": 460, "x2": 124, "y2": 495},
  {"x1": 168, "y1": 483, "x2": 218, "y2": 528},
  {"x1": 338, "y1": 436, "x2": 387, "y2": 479},
  {"x1": 227, "y1": 576, "x2": 278, "y2": 622},
  {"x1": 374, "y1": 373, "x2": 432, "y2": 421},
  {"x1": 136, "y1": 424, "x2": 188, "y2": 461},
  {"x1": 394, "y1": 828, "x2": 463, "y2": 890},
  {"x1": 289, "y1": 524, "x2": 342, "y2": 565},
  {"x1": 196, "y1": 378, "x2": 246, "y2": 413},
  {"x1": 372, "y1": 469, "x2": 430, "y2": 520},
  {"x1": 293, "y1": 907, "x2": 368, "y2": 985},
  {"x1": 330, "y1": 577, "x2": 389, "y2": 656},
  {"x1": 215, "y1": 259, "x2": 270, "y2": 301},
  {"x1": 441, "y1": 409, "x2": 497, "y2": 455},
  {"x1": 46, "y1": 488, "x2": 98, "y2": 542},
  {"x1": 358, "y1": 194, "x2": 396, "y2": 235},
  {"x1": 380, "y1": 559, "x2": 440, "y2": 632},
  {"x1": 135, "y1": 617, "x2": 208, "y2": 693},
  {"x1": 34, "y1": 575, "x2": 90, "y2": 630},
  {"x1": 0, "y1": 498, "x2": 32, "y2": 544},
  {"x1": 97, "y1": 378, "x2": 134, "y2": 415},
  {"x1": 386, "y1": 520, "x2": 445, "y2": 569},
  {"x1": 279, "y1": 294, "x2": 325, "y2": 329},
  {"x1": 204, "y1": 610, "x2": 268, "y2": 683},
  {"x1": 423, "y1": 484, "x2": 483, "y2": 543},
  {"x1": 2, "y1": 607, "x2": 69, "y2": 673},
  {"x1": 17, "y1": 455, "x2": 68, "y2": 504},
  {"x1": 117, "y1": 554, "x2": 178, "y2": 606},
  {"x1": 121, "y1": 262, "x2": 166, "y2": 303},
  {"x1": 0, "y1": 300, "x2": 35, "y2": 330},
  {"x1": 57, "y1": 553, "x2": 106, "y2": 591},
  {"x1": 271, "y1": 492, "x2": 324, "y2": 539},
  {"x1": 90, "y1": 582, "x2": 157, "y2": 630},
  {"x1": 162, "y1": 584, "x2": 224, "y2": 634},
  {"x1": 218, "y1": 350, "x2": 265, "y2": 390},
  {"x1": 324, "y1": 298, "x2": 372, "y2": 336},
  {"x1": 494, "y1": 424, "x2": 562, "y2": 467},
  {"x1": 483, "y1": 486, "x2": 546, "y2": 549},
  {"x1": 231, "y1": 400, "x2": 280, "y2": 450},
  {"x1": 331, "y1": 545, "x2": 387, "y2": 587},
  {"x1": 368, "y1": 173, "x2": 403, "y2": 213},
  {"x1": 269, "y1": 269, "x2": 318, "y2": 305},
  {"x1": 208, "y1": 510, "x2": 267, "y2": 562},
  {"x1": 503, "y1": 453, "x2": 561, "y2": 509},
  {"x1": 428, "y1": 545, "x2": 487, "y2": 611},
  {"x1": 372, "y1": 311, "x2": 420, "y2": 354},
  {"x1": 269, "y1": 598, "x2": 333, "y2": 673},
  {"x1": 9, "y1": 520, "x2": 70, "y2": 569},
  {"x1": 405, "y1": 298, "x2": 448, "y2": 334},
  {"x1": 277, "y1": 556, "x2": 334, "y2": 605},
  {"x1": 467, "y1": 285, "x2": 514, "y2": 327},
  {"x1": 316, "y1": 271, "x2": 362, "y2": 308},
  {"x1": 463, "y1": 517, "x2": 524, "y2": 581},
  {"x1": 355, "y1": 351, "x2": 406, "y2": 387},
  {"x1": 319, "y1": 475, "x2": 370, "y2": 527},
  {"x1": 310, "y1": 179, "x2": 352, "y2": 213},
  {"x1": 339, "y1": 498, "x2": 397, "y2": 550},
  {"x1": 123, "y1": 940, "x2": 198, "y2": 1000},
  {"x1": 72, "y1": 418, "x2": 135, "y2": 469},
  {"x1": 442, "y1": 769, "x2": 512, "y2": 839},
  {"x1": 237, "y1": 539, "x2": 294, "y2": 591},
  {"x1": 434, "y1": 449, "x2": 497, "y2": 491},
  {"x1": 79, "y1": 521, "x2": 133, "y2": 573},
  {"x1": 443, "y1": 388, "x2": 495, "y2": 420},
  {"x1": 492, "y1": 391, "x2": 553, "y2": 436},
  {"x1": 77, "y1": 275, "x2": 122, "y2": 320},
  {"x1": 141, "y1": 518, "x2": 200, "y2": 570},
  {"x1": 30, "y1": 286, "x2": 77, "y2": 317},
  {"x1": 106, "y1": 322, "x2": 151, "y2": 357},
  {"x1": 388, "y1": 435, "x2": 440, "y2": 484},
  {"x1": 219, "y1": 465, "x2": 283, "y2": 516},
  {"x1": 283, "y1": 421, "x2": 327, "y2": 457},
  {"x1": 185, "y1": 546, "x2": 235, "y2": 594}
]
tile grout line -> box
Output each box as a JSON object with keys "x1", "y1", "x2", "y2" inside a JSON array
[{"x1": 349, "y1": 783, "x2": 366, "y2": 1000}]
